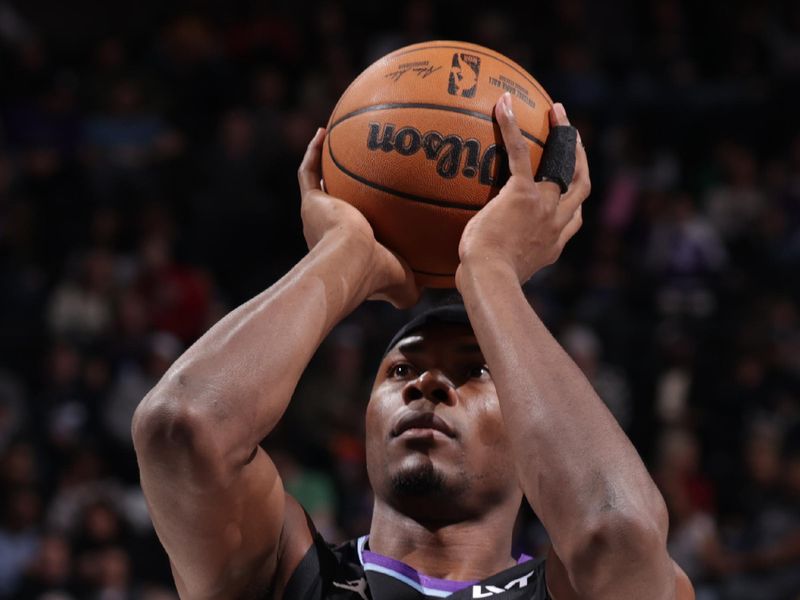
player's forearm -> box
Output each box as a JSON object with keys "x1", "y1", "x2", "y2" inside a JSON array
[
  {"x1": 134, "y1": 230, "x2": 375, "y2": 465},
  {"x1": 457, "y1": 261, "x2": 668, "y2": 561}
]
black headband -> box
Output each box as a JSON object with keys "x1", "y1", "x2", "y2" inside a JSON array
[{"x1": 383, "y1": 305, "x2": 472, "y2": 356}]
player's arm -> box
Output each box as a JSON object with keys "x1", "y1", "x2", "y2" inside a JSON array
[
  {"x1": 132, "y1": 128, "x2": 419, "y2": 599},
  {"x1": 456, "y1": 94, "x2": 693, "y2": 599}
]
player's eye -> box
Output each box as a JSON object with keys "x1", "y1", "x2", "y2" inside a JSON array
[
  {"x1": 468, "y1": 365, "x2": 491, "y2": 379},
  {"x1": 389, "y1": 363, "x2": 416, "y2": 379}
]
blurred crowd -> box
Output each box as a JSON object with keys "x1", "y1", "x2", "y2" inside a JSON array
[{"x1": 0, "y1": 0, "x2": 799, "y2": 598}]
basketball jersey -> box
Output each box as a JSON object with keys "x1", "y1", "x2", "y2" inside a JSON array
[{"x1": 284, "y1": 534, "x2": 551, "y2": 599}]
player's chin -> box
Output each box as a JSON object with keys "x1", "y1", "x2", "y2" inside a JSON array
[{"x1": 390, "y1": 459, "x2": 449, "y2": 497}]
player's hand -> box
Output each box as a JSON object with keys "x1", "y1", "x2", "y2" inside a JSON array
[
  {"x1": 298, "y1": 128, "x2": 421, "y2": 308},
  {"x1": 456, "y1": 95, "x2": 590, "y2": 284}
]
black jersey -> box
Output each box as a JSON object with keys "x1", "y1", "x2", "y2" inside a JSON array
[{"x1": 284, "y1": 534, "x2": 551, "y2": 599}]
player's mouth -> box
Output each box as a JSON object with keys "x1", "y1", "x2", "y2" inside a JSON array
[{"x1": 391, "y1": 411, "x2": 456, "y2": 439}]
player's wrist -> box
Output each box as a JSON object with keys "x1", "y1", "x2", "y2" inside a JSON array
[
  {"x1": 314, "y1": 227, "x2": 378, "y2": 296},
  {"x1": 456, "y1": 257, "x2": 519, "y2": 292}
]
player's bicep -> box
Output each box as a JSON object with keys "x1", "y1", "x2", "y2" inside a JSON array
[
  {"x1": 140, "y1": 444, "x2": 306, "y2": 599},
  {"x1": 544, "y1": 545, "x2": 578, "y2": 600},
  {"x1": 545, "y1": 546, "x2": 694, "y2": 599}
]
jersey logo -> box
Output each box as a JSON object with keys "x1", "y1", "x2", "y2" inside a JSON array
[
  {"x1": 472, "y1": 571, "x2": 534, "y2": 597},
  {"x1": 333, "y1": 577, "x2": 369, "y2": 600}
]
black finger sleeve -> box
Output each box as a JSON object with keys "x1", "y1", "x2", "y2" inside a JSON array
[{"x1": 534, "y1": 125, "x2": 578, "y2": 193}]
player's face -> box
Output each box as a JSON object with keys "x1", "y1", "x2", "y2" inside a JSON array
[{"x1": 365, "y1": 324, "x2": 520, "y2": 519}]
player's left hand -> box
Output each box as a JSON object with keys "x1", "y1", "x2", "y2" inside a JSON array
[{"x1": 456, "y1": 94, "x2": 590, "y2": 284}]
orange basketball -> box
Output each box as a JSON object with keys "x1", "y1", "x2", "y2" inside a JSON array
[{"x1": 321, "y1": 41, "x2": 552, "y2": 287}]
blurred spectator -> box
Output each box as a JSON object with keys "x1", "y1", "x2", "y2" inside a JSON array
[
  {"x1": 704, "y1": 142, "x2": 766, "y2": 243},
  {"x1": 47, "y1": 251, "x2": 115, "y2": 342},
  {"x1": 11, "y1": 533, "x2": 76, "y2": 599},
  {"x1": 0, "y1": 371, "x2": 26, "y2": 452},
  {"x1": 291, "y1": 324, "x2": 371, "y2": 450},
  {"x1": 77, "y1": 545, "x2": 132, "y2": 600},
  {"x1": 45, "y1": 447, "x2": 144, "y2": 538},
  {"x1": 644, "y1": 193, "x2": 727, "y2": 318},
  {"x1": 37, "y1": 342, "x2": 90, "y2": 453},
  {"x1": 713, "y1": 425, "x2": 800, "y2": 599},
  {"x1": 82, "y1": 78, "x2": 181, "y2": 203},
  {"x1": 0, "y1": 440, "x2": 40, "y2": 490},
  {"x1": 0, "y1": 487, "x2": 43, "y2": 596},
  {"x1": 560, "y1": 323, "x2": 632, "y2": 429},
  {"x1": 135, "y1": 234, "x2": 211, "y2": 344}
]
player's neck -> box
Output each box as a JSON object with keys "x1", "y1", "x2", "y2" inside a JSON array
[{"x1": 368, "y1": 497, "x2": 519, "y2": 581}]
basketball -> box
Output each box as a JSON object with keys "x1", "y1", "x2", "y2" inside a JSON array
[{"x1": 321, "y1": 41, "x2": 553, "y2": 287}]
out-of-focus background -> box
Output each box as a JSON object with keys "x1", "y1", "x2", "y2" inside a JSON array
[{"x1": 0, "y1": 0, "x2": 798, "y2": 598}]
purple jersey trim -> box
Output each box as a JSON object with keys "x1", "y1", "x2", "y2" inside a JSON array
[
  {"x1": 517, "y1": 553, "x2": 534, "y2": 564},
  {"x1": 361, "y1": 547, "x2": 535, "y2": 594},
  {"x1": 362, "y1": 549, "x2": 476, "y2": 592}
]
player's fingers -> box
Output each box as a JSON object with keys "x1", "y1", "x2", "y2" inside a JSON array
[
  {"x1": 495, "y1": 92, "x2": 534, "y2": 179},
  {"x1": 298, "y1": 127, "x2": 326, "y2": 193},
  {"x1": 556, "y1": 132, "x2": 591, "y2": 226},
  {"x1": 557, "y1": 205, "x2": 583, "y2": 248},
  {"x1": 550, "y1": 102, "x2": 570, "y2": 127},
  {"x1": 534, "y1": 102, "x2": 573, "y2": 201}
]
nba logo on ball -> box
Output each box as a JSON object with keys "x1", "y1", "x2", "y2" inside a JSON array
[{"x1": 448, "y1": 53, "x2": 480, "y2": 97}]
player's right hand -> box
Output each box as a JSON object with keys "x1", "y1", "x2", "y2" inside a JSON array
[{"x1": 298, "y1": 127, "x2": 421, "y2": 308}]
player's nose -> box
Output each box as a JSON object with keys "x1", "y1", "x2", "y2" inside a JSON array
[{"x1": 403, "y1": 370, "x2": 457, "y2": 405}]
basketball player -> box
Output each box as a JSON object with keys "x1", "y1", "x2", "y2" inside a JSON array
[{"x1": 132, "y1": 94, "x2": 695, "y2": 599}]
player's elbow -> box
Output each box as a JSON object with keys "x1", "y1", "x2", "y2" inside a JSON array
[
  {"x1": 133, "y1": 370, "x2": 260, "y2": 478},
  {"x1": 132, "y1": 382, "x2": 227, "y2": 469},
  {"x1": 133, "y1": 388, "x2": 203, "y2": 454},
  {"x1": 564, "y1": 510, "x2": 673, "y2": 598}
]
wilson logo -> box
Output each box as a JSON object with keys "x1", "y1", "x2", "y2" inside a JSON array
[{"x1": 366, "y1": 122, "x2": 508, "y2": 186}]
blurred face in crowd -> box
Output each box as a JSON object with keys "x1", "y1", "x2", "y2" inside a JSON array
[
  {"x1": 745, "y1": 434, "x2": 781, "y2": 487},
  {"x1": 786, "y1": 457, "x2": 800, "y2": 497},
  {"x1": 365, "y1": 324, "x2": 521, "y2": 521},
  {"x1": 34, "y1": 535, "x2": 72, "y2": 584},
  {"x1": 4, "y1": 487, "x2": 42, "y2": 530},
  {"x1": 84, "y1": 502, "x2": 121, "y2": 542}
]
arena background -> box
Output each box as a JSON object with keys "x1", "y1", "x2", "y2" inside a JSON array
[{"x1": 0, "y1": 1, "x2": 799, "y2": 598}]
